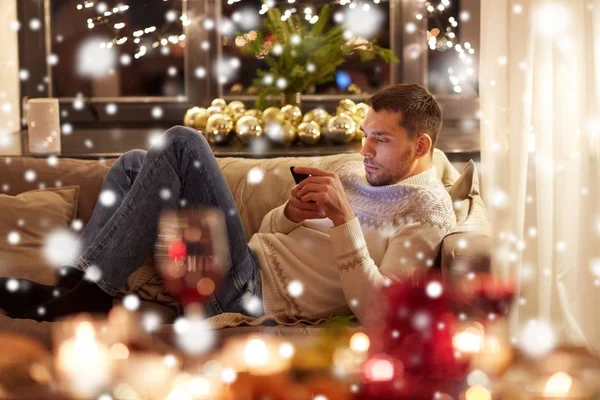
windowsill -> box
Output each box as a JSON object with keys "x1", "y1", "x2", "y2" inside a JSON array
[{"x1": 20, "y1": 124, "x2": 479, "y2": 160}]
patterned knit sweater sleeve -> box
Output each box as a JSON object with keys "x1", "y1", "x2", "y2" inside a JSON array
[
  {"x1": 329, "y1": 218, "x2": 451, "y2": 326},
  {"x1": 257, "y1": 201, "x2": 303, "y2": 234}
]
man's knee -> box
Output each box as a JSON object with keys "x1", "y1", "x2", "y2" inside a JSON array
[
  {"x1": 119, "y1": 149, "x2": 146, "y2": 170},
  {"x1": 162, "y1": 125, "x2": 210, "y2": 155}
]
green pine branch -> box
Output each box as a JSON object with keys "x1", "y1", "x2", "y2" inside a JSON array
[{"x1": 237, "y1": 4, "x2": 399, "y2": 109}]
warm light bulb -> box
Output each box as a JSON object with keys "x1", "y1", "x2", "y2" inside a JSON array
[
  {"x1": 465, "y1": 385, "x2": 492, "y2": 400},
  {"x1": 364, "y1": 356, "x2": 395, "y2": 382},
  {"x1": 350, "y1": 332, "x2": 371, "y2": 353},
  {"x1": 543, "y1": 372, "x2": 572, "y2": 397},
  {"x1": 244, "y1": 339, "x2": 268, "y2": 367},
  {"x1": 453, "y1": 327, "x2": 484, "y2": 353}
]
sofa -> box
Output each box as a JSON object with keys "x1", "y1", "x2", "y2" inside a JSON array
[{"x1": 0, "y1": 147, "x2": 491, "y2": 349}]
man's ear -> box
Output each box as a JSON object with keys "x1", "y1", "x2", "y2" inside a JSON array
[{"x1": 415, "y1": 133, "x2": 432, "y2": 157}]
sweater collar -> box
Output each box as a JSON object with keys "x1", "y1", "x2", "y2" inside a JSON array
[{"x1": 399, "y1": 166, "x2": 437, "y2": 186}]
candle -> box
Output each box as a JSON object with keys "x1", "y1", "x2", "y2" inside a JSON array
[
  {"x1": 27, "y1": 98, "x2": 61, "y2": 155},
  {"x1": 218, "y1": 336, "x2": 293, "y2": 376},
  {"x1": 55, "y1": 321, "x2": 111, "y2": 398}
]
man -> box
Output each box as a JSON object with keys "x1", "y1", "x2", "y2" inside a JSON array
[{"x1": 1, "y1": 83, "x2": 456, "y2": 326}]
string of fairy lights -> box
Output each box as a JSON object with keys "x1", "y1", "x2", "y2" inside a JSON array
[{"x1": 74, "y1": 0, "x2": 475, "y2": 92}]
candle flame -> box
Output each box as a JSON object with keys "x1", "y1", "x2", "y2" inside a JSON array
[{"x1": 543, "y1": 372, "x2": 572, "y2": 397}]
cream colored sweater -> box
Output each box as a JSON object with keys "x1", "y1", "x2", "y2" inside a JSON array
[{"x1": 247, "y1": 161, "x2": 456, "y2": 326}]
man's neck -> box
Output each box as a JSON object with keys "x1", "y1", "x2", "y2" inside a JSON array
[{"x1": 403, "y1": 159, "x2": 432, "y2": 181}]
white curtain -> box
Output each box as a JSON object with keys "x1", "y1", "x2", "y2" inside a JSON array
[{"x1": 480, "y1": 0, "x2": 600, "y2": 351}]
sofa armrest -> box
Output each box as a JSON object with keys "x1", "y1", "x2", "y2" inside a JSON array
[{"x1": 440, "y1": 231, "x2": 492, "y2": 281}]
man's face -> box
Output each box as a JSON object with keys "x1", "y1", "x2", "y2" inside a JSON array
[{"x1": 359, "y1": 108, "x2": 418, "y2": 186}]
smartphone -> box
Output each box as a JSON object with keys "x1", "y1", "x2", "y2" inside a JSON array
[{"x1": 290, "y1": 166, "x2": 310, "y2": 185}]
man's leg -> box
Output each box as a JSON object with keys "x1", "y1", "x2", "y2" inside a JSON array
[
  {"x1": 14, "y1": 126, "x2": 259, "y2": 321},
  {"x1": 0, "y1": 150, "x2": 147, "y2": 315}
]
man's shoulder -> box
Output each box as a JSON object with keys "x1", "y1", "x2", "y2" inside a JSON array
[{"x1": 393, "y1": 183, "x2": 456, "y2": 232}]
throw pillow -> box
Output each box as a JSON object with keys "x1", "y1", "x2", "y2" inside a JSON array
[
  {"x1": 0, "y1": 186, "x2": 80, "y2": 285},
  {"x1": 448, "y1": 160, "x2": 480, "y2": 225}
]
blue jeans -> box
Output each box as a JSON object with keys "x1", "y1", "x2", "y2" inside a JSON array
[{"x1": 75, "y1": 126, "x2": 262, "y2": 318}]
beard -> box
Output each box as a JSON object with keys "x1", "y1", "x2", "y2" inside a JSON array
[{"x1": 365, "y1": 147, "x2": 415, "y2": 186}]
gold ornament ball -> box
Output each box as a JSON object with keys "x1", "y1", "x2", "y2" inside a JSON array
[
  {"x1": 184, "y1": 107, "x2": 203, "y2": 128},
  {"x1": 352, "y1": 116, "x2": 365, "y2": 141},
  {"x1": 355, "y1": 102, "x2": 369, "y2": 119},
  {"x1": 206, "y1": 105, "x2": 222, "y2": 117},
  {"x1": 297, "y1": 121, "x2": 321, "y2": 145},
  {"x1": 262, "y1": 107, "x2": 286, "y2": 124},
  {"x1": 226, "y1": 100, "x2": 246, "y2": 116},
  {"x1": 264, "y1": 121, "x2": 297, "y2": 145},
  {"x1": 281, "y1": 104, "x2": 302, "y2": 126},
  {"x1": 325, "y1": 113, "x2": 357, "y2": 144},
  {"x1": 205, "y1": 114, "x2": 233, "y2": 145},
  {"x1": 337, "y1": 99, "x2": 357, "y2": 116},
  {"x1": 230, "y1": 84, "x2": 244, "y2": 94},
  {"x1": 192, "y1": 108, "x2": 209, "y2": 132},
  {"x1": 244, "y1": 109, "x2": 262, "y2": 120},
  {"x1": 303, "y1": 108, "x2": 330, "y2": 129},
  {"x1": 211, "y1": 98, "x2": 227, "y2": 109},
  {"x1": 235, "y1": 115, "x2": 263, "y2": 145}
]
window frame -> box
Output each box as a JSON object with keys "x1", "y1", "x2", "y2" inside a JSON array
[{"x1": 18, "y1": 0, "x2": 479, "y2": 137}]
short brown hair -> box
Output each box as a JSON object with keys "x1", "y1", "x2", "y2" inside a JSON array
[{"x1": 367, "y1": 83, "x2": 442, "y2": 155}]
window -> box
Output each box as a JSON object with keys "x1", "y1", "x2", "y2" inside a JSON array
[
  {"x1": 18, "y1": 0, "x2": 480, "y2": 143},
  {"x1": 49, "y1": 0, "x2": 186, "y2": 98}
]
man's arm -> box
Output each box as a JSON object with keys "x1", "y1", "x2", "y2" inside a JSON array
[
  {"x1": 329, "y1": 219, "x2": 448, "y2": 327},
  {"x1": 256, "y1": 201, "x2": 303, "y2": 234}
]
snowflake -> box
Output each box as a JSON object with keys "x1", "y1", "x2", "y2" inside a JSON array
[
  {"x1": 173, "y1": 316, "x2": 215, "y2": 355},
  {"x1": 518, "y1": 319, "x2": 556, "y2": 358},
  {"x1": 592, "y1": 259, "x2": 600, "y2": 278},
  {"x1": 163, "y1": 354, "x2": 178, "y2": 368},
  {"x1": 85, "y1": 266, "x2": 102, "y2": 282},
  {"x1": 84, "y1": 139, "x2": 94, "y2": 149},
  {"x1": 159, "y1": 188, "x2": 172, "y2": 201},
  {"x1": 62, "y1": 123, "x2": 73, "y2": 135},
  {"x1": 247, "y1": 167, "x2": 264, "y2": 184},
  {"x1": 47, "y1": 54, "x2": 59, "y2": 66},
  {"x1": 123, "y1": 294, "x2": 141, "y2": 311},
  {"x1": 221, "y1": 368, "x2": 237, "y2": 384},
  {"x1": 47, "y1": 155, "x2": 58, "y2": 166},
  {"x1": 43, "y1": 229, "x2": 81, "y2": 268},
  {"x1": 279, "y1": 342, "x2": 295, "y2": 359},
  {"x1": 287, "y1": 280, "x2": 304, "y2": 297},
  {"x1": 412, "y1": 311, "x2": 431, "y2": 331},
  {"x1": 195, "y1": 67, "x2": 207, "y2": 79},
  {"x1": 349, "y1": 298, "x2": 359, "y2": 307},
  {"x1": 24, "y1": 169, "x2": 37, "y2": 182},
  {"x1": 6, "y1": 279, "x2": 19, "y2": 292},
  {"x1": 17, "y1": 219, "x2": 24, "y2": 227},
  {"x1": 165, "y1": 10, "x2": 178, "y2": 22},
  {"x1": 71, "y1": 219, "x2": 84, "y2": 231},
  {"x1": 105, "y1": 103, "x2": 118, "y2": 115},
  {"x1": 37, "y1": 306, "x2": 46, "y2": 315},
  {"x1": 120, "y1": 54, "x2": 132, "y2": 66},
  {"x1": 148, "y1": 131, "x2": 167, "y2": 149},
  {"x1": 19, "y1": 69, "x2": 29, "y2": 81},
  {"x1": 151, "y1": 107, "x2": 163, "y2": 119},
  {"x1": 142, "y1": 311, "x2": 162, "y2": 332},
  {"x1": 243, "y1": 294, "x2": 263, "y2": 316},
  {"x1": 97, "y1": 394, "x2": 113, "y2": 400},
  {"x1": 29, "y1": 18, "x2": 41, "y2": 31},
  {"x1": 99, "y1": 190, "x2": 117, "y2": 207},
  {"x1": 193, "y1": 160, "x2": 202, "y2": 169},
  {"x1": 167, "y1": 66, "x2": 178, "y2": 77},
  {"x1": 425, "y1": 281, "x2": 443, "y2": 298},
  {"x1": 7, "y1": 231, "x2": 21, "y2": 245}
]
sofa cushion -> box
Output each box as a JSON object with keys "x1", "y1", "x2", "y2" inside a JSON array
[
  {"x1": 0, "y1": 157, "x2": 110, "y2": 224},
  {"x1": 0, "y1": 186, "x2": 80, "y2": 285}
]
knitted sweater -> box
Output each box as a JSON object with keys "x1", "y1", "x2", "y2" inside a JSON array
[{"x1": 247, "y1": 161, "x2": 456, "y2": 326}]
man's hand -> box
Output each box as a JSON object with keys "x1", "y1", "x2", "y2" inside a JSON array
[
  {"x1": 284, "y1": 185, "x2": 325, "y2": 223},
  {"x1": 292, "y1": 167, "x2": 356, "y2": 226}
]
